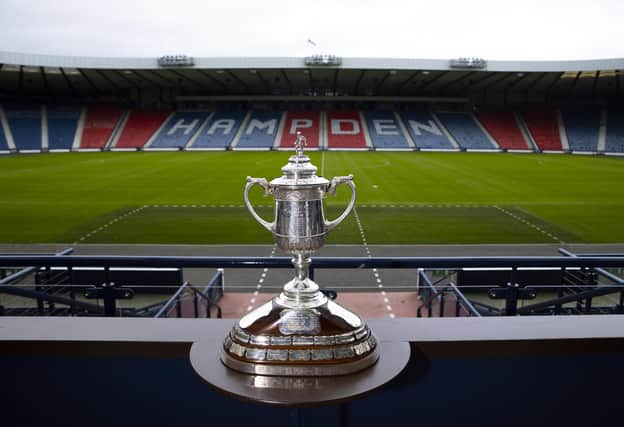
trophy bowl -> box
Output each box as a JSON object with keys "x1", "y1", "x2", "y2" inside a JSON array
[{"x1": 221, "y1": 133, "x2": 378, "y2": 377}]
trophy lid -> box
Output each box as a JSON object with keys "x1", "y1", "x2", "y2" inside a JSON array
[{"x1": 271, "y1": 133, "x2": 329, "y2": 187}]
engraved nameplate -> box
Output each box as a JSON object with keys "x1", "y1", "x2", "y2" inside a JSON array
[
  {"x1": 311, "y1": 349, "x2": 333, "y2": 360},
  {"x1": 267, "y1": 349, "x2": 289, "y2": 361},
  {"x1": 279, "y1": 309, "x2": 321, "y2": 335}
]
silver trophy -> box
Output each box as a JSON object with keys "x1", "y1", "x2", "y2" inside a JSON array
[{"x1": 221, "y1": 132, "x2": 378, "y2": 377}]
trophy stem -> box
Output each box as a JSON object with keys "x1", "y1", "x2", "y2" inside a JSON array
[{"x1": 292, "y1": 253, "x2": 311, "y2": 285}]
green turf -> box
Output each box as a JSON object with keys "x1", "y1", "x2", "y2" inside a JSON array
[{"x1": 0, "y1": 151, "x2": 622, "y2": 244}]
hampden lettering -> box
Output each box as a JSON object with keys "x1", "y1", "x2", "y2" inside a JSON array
[
  {"x1": 167, "y1": 119, "x2": 199, "y2": 135},
  {"x1": 408, "y1": 120, "x2": 442, "y2": 136},
  {"x1": 289, "y1": 119, "x2": 313, "y2": 134},
  {"x1": 331, "y1": 119, "x2": 360, "y2": 135},
  {"x1": 207, "y1": 119, "x2": 235, "y2": 135},
  {"x1": 373, "y1": 119, "x2": 399, "y2": 135},
  {"x1": 246, "y1": 119, "x2": 276, "y2": 135}
]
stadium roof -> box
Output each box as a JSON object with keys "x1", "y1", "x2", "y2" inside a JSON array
[{"x1": 1, "y1": 51, "x2": 622, "y2": 102}]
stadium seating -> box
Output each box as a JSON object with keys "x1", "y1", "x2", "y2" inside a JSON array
[
  {"x1": 326, "y1": 111, "x2": 368, "y2": 149},
  {"x1": 190, "y1": 111, "x2": 246, "y2": 149},
  {"x1": 605, "y1": 110, "x2": 624, "y2": 153},
  {"x1": 521, "y1": 110, "x2": 563, "y2": 151},
  {"x1": 436, "y1": 112, "x2": 497, "y2": 150},
  {"x1": 4, "y1": 105, "x2": 41, "y2": 151},
  {"x1": 364, "y1": 111, "x2": 410, "y2": 148},
  {"x1": 279, "y1": 111, "x2": 321, "y2": 149},
  {"x1": 561, "y1": 109, "x2": 600, "y2": 152},
  {"x1": 400, "y1": 111, "x2": 455, "y2": 149},
  {"x1": 236, "y1": 111, "x2": 282, "y2": 149},
  {"x1": 475, "y1": 111, "x2": 530, "y2": 150},
  {"x1": 149, "y1": 112, "x2": 209, "y2": 149},
  {"x1": 0, "y1": 120, "x2": 8, "y2": 151},
  {"x1": 47, "y1": 106, "x2": 80, "y2": 150},
  {"x1": 115, "y1": 111, "x2": 171, "y2": 149},
  {"x1": 2, "y1": 103, "x2": 621, "y2": 156},
  {"x1": 80, "y1": 106, "x2": 124, "y2": 149}
]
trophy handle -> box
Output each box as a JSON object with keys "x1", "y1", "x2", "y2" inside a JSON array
[
  {"x1": 325, "y1": 175, "x2": 356, "y2": 232},
  {"x1": 244, "y1": 177, "x2": 274, "y2": 232}
]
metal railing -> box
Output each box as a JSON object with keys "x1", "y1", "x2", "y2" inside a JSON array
[
  {"x1": 416, "y1": 269, "x2": 481, "y2": 317},
  {"x1": 153, "y1": 269, "x2": 223, "y2": 318},
  {"x1": 1, "y1": 249, "x2": 624, "y2": 318}
]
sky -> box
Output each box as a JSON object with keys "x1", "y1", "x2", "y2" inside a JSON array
[{"x1": 0, "y1": 0, "x2": 623, "y2": 61}]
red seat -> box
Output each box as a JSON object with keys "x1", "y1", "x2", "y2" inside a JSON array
[
  {"x1": 115, "y1": 111, "x2": 171, "y2": 148},
  {"x1": 279, "y1": 111, "x2": 321, "y2": 148},
  {"x1": 326, "y1": 111, "x2": 368, "y2": 148},
  {"x1": 522, "y1": 111, "x2": 563, "y2": 151},
  {"x1": 80, "y1": 106, "x2": 124, "y2": 149},
  {"x1": 475, "y1": 111, "x2": 530, "y2": 150}
]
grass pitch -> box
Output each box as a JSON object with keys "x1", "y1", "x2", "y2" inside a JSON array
[{"x1": 0, "y1": 151, "x2": 622, "y2": 244}]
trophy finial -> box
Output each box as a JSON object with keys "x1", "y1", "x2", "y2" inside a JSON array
[{"x1": 295, "y1": 131, "x2": 307, "y2": 156}]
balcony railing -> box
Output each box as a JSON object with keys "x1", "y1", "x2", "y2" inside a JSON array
[{"x1": 1, "y1": 248, "x2": 624, "y2": 317}]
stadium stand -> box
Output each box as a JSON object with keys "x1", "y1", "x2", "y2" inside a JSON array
[
  {"x1": 47, "y1": 106, "x2": 80, "y2": 150},
  {"x1": 0, "y1": 118, "x2": 8, "y2": 151},
  {"x1": 80, "y1": 106, "x2": 124, "y2": 149},
  {"x1": 279, "y1": 111, "x2": 321, "y2": 149},
  {"x1": 605, "y1": 110, "x2": 624, "y2": 153},
  {"x1": 326, "y1": 111, "x2": 368, "y2": 149},
  {"x1": 436, "y1": 112, "x2": 497, "y2": 150},
  {"x1": 114, "y1": 111, "x2": 170, "y2": 149},
  {"x1": 561, "y1": 109, "x2": 600, "y2": 152},
  {"x1": 475, "y1": 111, "x2": 530, "y2": 150},
  {"x1": 190, "y1": 111, "x2": 245, "y2": 149},
  {"x1": 235, "y1": 111, "x2": 282, "y2": 149},
  {"x1": 149, "y1": 112, "x2": 209, "y2": 149},
  {"x1": 364, "y1": 111, "x2": 410, "y2": 148},
  {"x1": 4, "y1": 105, "x2": 41, "y2": 151},
  {"x1": 521, "y1": 110, "x2": 563, "y2": 151},
  {"x1": 400, "y1": 111, "x2": 455, "y2": 149}
]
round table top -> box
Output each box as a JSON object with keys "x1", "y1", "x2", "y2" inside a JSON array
[{"x1": 189, "y1": 339, "x2": 411, "y2": 407}]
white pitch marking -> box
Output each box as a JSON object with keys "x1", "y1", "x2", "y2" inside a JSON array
[
  {"x1": 73, "y1": 206, "x2": 147, "y2": 244},
  {"x1": 247, "y1": 243, "x2": 278, "y2": 311},
  {"x1": 353, "y1": 207, "x2": 395, "y2": 319},
  {"x1": 494, "y1": 206, "x2": 563, "y2": 243}
]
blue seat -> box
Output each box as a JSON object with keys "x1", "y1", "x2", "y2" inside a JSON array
[
  {"x1": 364, "y1": 111, "x2": 409, "y2": 148},
  {"x1": 236, "y1": 111, "x2": 282, "y2": 148},
  {"x1": 192, "y1": 111, "x2": 246, "y2": 148},
  {"x1": 436, "y1": 112, "x2": 496, "y2": 150},
  {"x1": 400, "y1": 111, "x2": 454, "y2": 149},
  {"x1": 47, "y1": 107, "x2": 80, "y2": 150},
  {"x1": 0, "y1": 118, "x2": 8, "y2": 150},
  {"x1": 4, "y1": 105, "x2": 41, "y2": 150},
  {"x1": 561, "y1": 110, "x2": 600, "y2": 152},
  {"x1": 150, "y1": 112, "x2": 209, "y2": 148},
  {"x1": 605, "y1": 110, "x2": 624, "y2": 153}
]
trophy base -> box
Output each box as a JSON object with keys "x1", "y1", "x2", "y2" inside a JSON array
[
  {"x1": 220, "y1": 296, "x2": 379, "y2": 377},
  {"x1": 220, "y1": 346, "x2": 379, "y2": 377}
]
